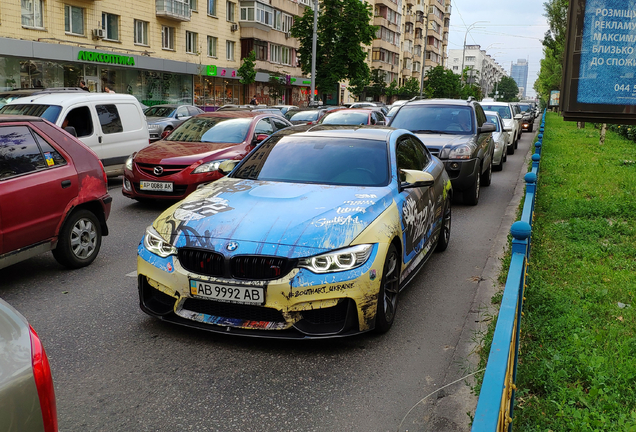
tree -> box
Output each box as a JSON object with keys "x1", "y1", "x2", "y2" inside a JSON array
[
  {"x1": 461, "y1": 83, "x2": 483, "y2": 100},
  {"x1": 291, "y1": 0, "x2": 377, "y2": 98},
  {"x1": 423, "y1": 65, "x2": 461, "y2": 98},
  {"x1": 268, "y1": 75, "x2": 286, "y2": 104},
  {"x1": 399, "y1": 77, "x2": 420, "y2": 98},
  {"x1": 367, "y1": 68, "x2": 387, "y2": 100},
  {"x1": 534, "y1": 0, "x2": 568, "y2": 102},
  {"x1": 385, "y1": 80, "x2": 399, "y2": 99},
  {"x1": 237, "y1": 50, "x2": 256, "y2": 85},
  {"x1": 491, "y1": 76, "x2": 519, "y2": 102}
]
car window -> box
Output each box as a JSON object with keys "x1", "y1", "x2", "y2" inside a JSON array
[
  {"x1": 485, "y1": 114, "x2": 501, "y2": 132},
  {"x1": 271, "y1": 118, "x2": 290, "y2": 131},
  {"x1": 0, "y1": 104, "x2": 63, "y2": 123},
  {"x1": 233, "y1": 136, "x2": 389, "y2": 186},
  {"x1": 33, "y1": 131, "x2": 67, "y2": 166},
  {"x1": 176, "y1": 106, "x2": 189, "y2": 118},
  {"x1": 396, "y1": 136, "x2": 430, "y2": 181},
  {"x1": 0, "y1": 126, "x2": 47, "y2": 179},
  {"x1": 320, "y1": 111, "x2": 369, "y2": 125},
  {"x1": 481, "y1": 105, "x2": 511, "y2": 120},
  {"x1": 474, "y1": 104, "x2": 486, "y2": 127},
  {"x1": 376, "y1": 111, "x2": 386, "y2": 123},
  {"x1": 144, "y1": 106, "x2": 175, "y2": 117},
  {"x1": 188, "y1": 106, "x2": 202, "y2": 116},
  {"x1": 254, "y1": 118, "x2": 274, "y2": 135},
  {"x1": 390, "y1": 105, "x2": 474, "y2": 135},
  {"x1": 289, "y1": 111, "x2": 319, "y2": 122},
  {"x1": 96, "y1": 104, "x2": 123, "y2": 134},
  {"x1": 62, "y1": 106, "x2": 93, "y2": 138},
  {"x1": 167, "y1": 117, "x2": 252, "y2": 143}
]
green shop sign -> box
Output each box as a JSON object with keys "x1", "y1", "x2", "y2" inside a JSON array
[
  {"x1": 78, "y1": 50, "x2": 135, "y2": 66},
  {"x1": 206, "y1": 65, "x2": 217, "y2": 76}
]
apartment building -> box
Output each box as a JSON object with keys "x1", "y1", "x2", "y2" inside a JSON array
[
  {"x1": 0, "y1": 0, "x2": 311, "y2": 106},
  {"x1": 447, "y1": 45, "x2": 507, "y2": 96}
]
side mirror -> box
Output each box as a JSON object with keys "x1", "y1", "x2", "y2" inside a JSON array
[
  {"x1": 400, "y1": 169, "x2": 435, "y2": 189},
  {"x1": 64, "y1": 126, "x2": 78, "y2": 137},
  {"x1": 252, "y1": 133, "x2": 269, "y2": 144},
  {"x1": 478, "y1": 122, "x2": 496, "y2": 134},
  {"x1": 218, "y1": 160, "x2": 240, "y2": 175},
  {"x1": 514, "y1": 114, "x2": 523, "y2": 120}
]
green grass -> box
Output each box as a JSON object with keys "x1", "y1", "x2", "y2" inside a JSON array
[{"x1": 513, "y1": 113, "x2": 636, "y2": 431}]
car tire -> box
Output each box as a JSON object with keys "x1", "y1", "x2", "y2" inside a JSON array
[
  {"x1": 529, "y1": 124, "x2": 534, "y2": 132},
  {"x1": 493, "y1": 158, "x2": 503, "y2": 171},
  {"x1": 52, "y1": 209, "x2": 102, "y2": 269},
  {"x1": 482, "y1": 159, "x2": 492, "y2": 187},
  {"x1": 503, "y1": 150, "x2": 508, "y2": 163},
  {"x1": 507, "y1": 141, "x2": 515, "y2": 155},
  {"x1": 374, "y1": 243, "x2": 400, "y2": 334},
  {"x1": 463, "y1": 168, "x2": 480, "y2": 206},
  {"x1": 514, "y1": 134, "x2": 519, "y2": 149},
  {"x1": 435, "y1": 199, "x2": 451, "y2": 252}
]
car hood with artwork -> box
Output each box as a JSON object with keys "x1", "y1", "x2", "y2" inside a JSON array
[
  {"x1": 134, "y1": 141, "x2": 244, "y2": 165},
  {"x1": 153, "y1": 177, "x2": 394, "y2": 258}
]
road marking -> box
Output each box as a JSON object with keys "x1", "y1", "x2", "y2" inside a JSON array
[{"x1": 126, "y1": 271, "x2": 137, "y2": 277}]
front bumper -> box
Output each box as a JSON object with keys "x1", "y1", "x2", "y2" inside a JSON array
[
  {"x1": 137, "y1": 242, "x2": 388, "y2": 339},
  {"x1": 122, "y1": 167, "x2": 224, "y2": 201},
  {"x1": 441, "y1": 158, "x2": 478, "y2": 192}
]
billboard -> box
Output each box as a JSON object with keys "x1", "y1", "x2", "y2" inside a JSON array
[
  {"x1": 561, "y1": 0, "x2": 636, "y2": 124},
  {"x1": 549, "y1": 90, "x2": 561, "y2": 107}
]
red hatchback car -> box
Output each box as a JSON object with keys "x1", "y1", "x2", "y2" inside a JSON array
[
  {"x1": 0, "y1": 115, "x2": 112, "y2": 269},
  {"x1": 122, "y1": 111, "x2": 292, "y2": 201}
]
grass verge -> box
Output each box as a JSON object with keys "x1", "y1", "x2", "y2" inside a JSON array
[{"x1": 513, "y1": 113, "x2": 636, "y2": 430}]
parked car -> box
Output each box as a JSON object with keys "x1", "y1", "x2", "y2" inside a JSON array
[
  {"x1": 144, "y1": 104, "x2": 204, "y2": 141},
  {"x1": 517, "y1": 102, "x2": 535, "y2": 132},
  {"x1": 480, "y1": 101, "x2": 522, "y2": 155},
  {"x1": 286, "y1": 109, "x2": 328, "y2": 125},
  {"x1": 0, "y1": 91, "x2": 149, "y2": 176},
  {"x1": 0, "y1": 298, "x2": 58, "y2": 431},
  {"x1": 349, "y1": 102, "x2": 389, "y2": 115},
  {"x1": 137, "y1": 126, "x2": 452, "y2": 338},
  {"x1": 0, "y1": 115, "x2": 112, "y2": 269},
  {"x1": 270, "y1": 105, "x2": 299, "y2": 116},
  {"x1": 122, "y1": 111, "x2": 292, "y2": 201},
  {"x1": 318, "y1": 108, "x2": 386, "y2": 125},
  {"x1": 389, "y1": 99, "x2": 495, "y2": 205},
  {"x1": 484, "y1": 111, "x2": 509, "y2": 171}
]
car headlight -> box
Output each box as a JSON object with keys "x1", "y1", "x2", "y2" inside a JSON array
[
  {"x1": 125, "y1": 155, "x2": 134, "y2": 171},
  {"x1": 446, "y1": 144, "x2": 472, "y2": 160},
  {"x1": 298, "y1": 244, "x2": 373, "y2": 273},
  {"x1": 143, "y1": 226, "x2": 177, "y2": 258},
  {"x1": 192, "y1": 159, "x2": 227, "y2": 174}
]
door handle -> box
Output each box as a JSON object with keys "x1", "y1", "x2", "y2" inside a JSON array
[
  {"x1": 98, "y1": 136, "x2": 102, "y2": 143},
  {"x1": 61, "y1": 180, "x2": 72, "y2": 189}
]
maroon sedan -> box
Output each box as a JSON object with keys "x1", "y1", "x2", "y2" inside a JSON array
[
  {"x1": 122, "y1": 111, "x2": 292, "y2": 201},
  {"x1": 0, "y1": 115, "x2": 112, "y2": 269}
]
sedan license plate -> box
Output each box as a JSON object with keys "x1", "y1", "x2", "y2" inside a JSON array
[
  {"x1": 190, "y1": 280, "x2": 265, "y2": 305},
  {"x1": 140, "y1": 180, "x2": 173, "y2": 192}
]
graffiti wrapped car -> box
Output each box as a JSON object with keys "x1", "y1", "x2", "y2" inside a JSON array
[{"x1": 137, "y1": 127, "x2": 452, "y2": 338}]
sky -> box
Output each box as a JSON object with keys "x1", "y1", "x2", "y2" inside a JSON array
[{"x1": 446, "y1": 0, "x2": 551, "y2": 98}]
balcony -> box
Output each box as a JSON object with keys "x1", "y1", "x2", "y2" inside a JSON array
[{"x1": 156, "y1": 0, "x2": 191, "y2": 21}]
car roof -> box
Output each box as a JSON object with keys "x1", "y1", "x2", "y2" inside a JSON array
[
  {"x1": 285, "y1": 125, "x2": 394, "y2": 140},
  {"x1": 404, "y1": 98, "x2": 475, "y2": 106},
  {"x1": 146, "y1": 104, "x2": 180, "y2": 108},
  {"x1": 8, "y1": 92, "x2": 141, "y2": 105},
  {"x1": 195, "y1": 111, "x2": 269, "y2": 119},
  {"x1": 479, "y1": 101, "x2": 512, "y2": 106},
  {"x1": 0, "y1": 114, "x2": 45, "y2": 123}
]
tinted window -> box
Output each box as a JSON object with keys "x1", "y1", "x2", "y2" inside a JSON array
[
  {"x1": 289, "y1": 111, "x2": 319, "y2": 122},
  {"x1": 233, "y1": 136, "x2": 389, "y2": 187},
  {"x1": 188, "y1": 106, "x2": 202, "y2": 116},
  {"x1": 144, "y1": 106, "x2": 175, "y2": 117},
  {"x1": 397, "y1": 136, "x2": 430, "y2": 181},
  {"x1": 320, "y1": 111, "x2": 369, "y2": 125},
  {"x1": 62, "y1": 106, "x2": 93, "y2": 137},
  {"x1": 0, "y1": 126, "x2": 45, "y2": 179},
  {"x1": 96, "y1": 104, "x2": 123, "y2": 134},
  {"x1": 474, "y1": 104, "x2": 486, "y2": 127},
  {"x1": 167, "y1": 117, "x2": 252, "y2": 143},
  {"x1": 254, "y1": 118, "x2": 274, "y2": 135},
  {"x1": 271, "y1": 118, "x2": 290, "y2": 131},
  {"x1": 0, "y1": 104, "x2": 63, "y2": 123},
  {"x1": 390, "y1": 105, "x2": 474, "y2": 135}
]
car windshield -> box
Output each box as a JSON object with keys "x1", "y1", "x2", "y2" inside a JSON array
[
  {"x1": 518, "y1": 104, "x2": 531, "y2": 112},
  {"x1": 481, "y1": 105, "x2": 512, "y2": 119},
  {"x1": 0, "y1": 104, "x2": 63, "y2": 123},
  {"x1": 320, "y1": 111, "x2": 369, "y2": 125},
  {"x1": 389, "y1": 105, "x2": 474, "y2": 135},
  {"x1": 144, "y1": 106, "x2": 176, "y2": 117},
  {"x1": 289, "y1": 111, "x2": 319, "y2": 122},
  {"x1": 166, "y1": 117, "x2": 252, "y2": 143},
  {"x1": 386, "y1": 106, "x2": 400, "y2": 118},
  {"x1": 485, "y1": 114, "x2": 501, "y2": 132},
  {"x1": 233, "y1": 136, "x2": 390, "y2": 186}
]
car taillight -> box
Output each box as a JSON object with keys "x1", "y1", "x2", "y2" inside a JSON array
[
  {"x1": 30, "y1": 326, "x2": 59, "y2": 432},
  {"x1": 99, "y1": 161, "x2": 108, "y2": 186}
]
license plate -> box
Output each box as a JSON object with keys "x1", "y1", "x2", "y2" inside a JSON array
[
  {"x1": 190, "y1": 280, "x2": 265, "y2": 305},
  {"x1": 140, "y1": 180, "x2": 173, "y2": 192}
]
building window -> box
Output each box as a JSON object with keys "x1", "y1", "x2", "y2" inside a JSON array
[
  {"x1": 208, "y1": 0, "x2": 217, "y2": 16},
  {"x1": 283, "y1": 13, "x2": 293, "y2": 33},
  {"x1": 186, "y1": 31, "x2": 198, "y2": 54},
  {"x1": 255, "y1": 40, "x2": 268, "y2": 61},
  {"x1": 190, "y1": 0, "x2": 197, "y2": 11},
  {"x1": 134, "y1": 20, "x2": 148, "y2": 45},
  {"x1": 226, "y1": 40, "x2": 235, "y2": 61},
  {"x1": 102, "y1": 13, "x2": 119, "y2": 40},
  {"x1": 207, "y1": 36, "x2": 217, "y2": 57},
  {"x1": 274, "y1": 10, "x2": 282, "y2": 30},
  {"x1": 64, "y1": 5, "x2": 84, "y2": 35},
  {"x1": 227, "y1": 1, "x2": 235, "y2": 21},
  {"x1": 22, "y1": 0, "x2": 44, "y2": 28},
  {"x1": 271, "y1": 44, "x2": 280, "y2": 63},
  {"x1": 162, "y1": 26, "x2": 175, "y2": 50}
]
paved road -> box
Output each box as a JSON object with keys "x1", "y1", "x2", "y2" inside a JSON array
[{"x1": 1, "y1": 125, "x2": 535, "y2": 432}]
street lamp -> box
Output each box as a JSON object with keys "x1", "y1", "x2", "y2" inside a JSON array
[{"x1": 460, "y1": 21, "x2": 488, "y2": 84}]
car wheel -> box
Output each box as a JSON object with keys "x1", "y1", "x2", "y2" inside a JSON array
[
  {"x1": 507, "y1": 142, "x2": 515, "y2": 155},
  {"x1": 493, "y1": 157, "x2": 503, "y2": 171},
  {"x1": 503, "y1": 150, "x2": 508, "y2": 163},
  {"x1": 435, "y1": 199, "x2": 451, "y2": 252},
  {"x1": 374, "y1": 243, "x2": 400, "y2": 333},
  {"x1": 52, "y1": 209, "x2": 102, "y2": 269},
  {"x1": 514, "y1": 134, "x2": 519, "y2": 149},
  {"x1": 529, "y1": 124, "x2": 534, "y2": 132},
  {"x1": 482, "y1": 159, "x2": 492, "y2": 187},
  {"x1": 463, "y1": 168, "x2": 480, "y2": 206}
]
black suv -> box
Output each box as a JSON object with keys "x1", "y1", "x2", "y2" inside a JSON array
[
  {"x1": 389, "y1": 99, "x2": 495, "y2": 205},
  {"x1": 516, "y1": 102, "x2": 535, "y2": 132}
]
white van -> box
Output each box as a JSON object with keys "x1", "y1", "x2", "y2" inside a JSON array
[{"x1": 0, "y1": 90, "x2": 149, "y2": 176}]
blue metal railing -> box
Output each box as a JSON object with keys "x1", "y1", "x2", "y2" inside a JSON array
[{"x1": 471, "y1": 110, "x2": 547, "y2": 431}]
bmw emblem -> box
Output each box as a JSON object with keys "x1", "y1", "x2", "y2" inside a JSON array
[
  {"x1": 226, "y1": 241, "x2": 239, "y2": 251},
  {"x1": 153, "y1": 166, "x2": 164, "y2": 175}
]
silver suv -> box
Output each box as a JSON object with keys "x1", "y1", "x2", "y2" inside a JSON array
[{"x1": 144, "y1": 104, "x2": 203, "y2": 141}]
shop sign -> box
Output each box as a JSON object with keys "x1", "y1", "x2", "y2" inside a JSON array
[
  {"x1": 206, "y1": 65, "x2": 236, "y2": 77},
  {"x1": 78, "y1": 50, "x2": 135, "y2": 66}
]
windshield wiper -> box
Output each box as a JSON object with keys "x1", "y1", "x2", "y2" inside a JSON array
[{"x1": 411, "y1": 129, "x2": 452, "y2": 134}]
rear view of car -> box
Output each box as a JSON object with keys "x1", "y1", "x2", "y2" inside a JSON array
[{"x1": 0, "y1": 298, "x2": 58, "y2": 432}]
